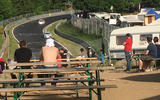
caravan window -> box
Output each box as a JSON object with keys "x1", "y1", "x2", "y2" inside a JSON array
[
  {"x1": 116, "y1": 36, "x2": 126, "y2": 45},
  {"x1": 140, "y1": 34, "x2": 152, "y2": 41}
]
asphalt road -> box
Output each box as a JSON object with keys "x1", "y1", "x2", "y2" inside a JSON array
[{"x1": 13, "y1": 14, "x2": 71, "y2": 59}]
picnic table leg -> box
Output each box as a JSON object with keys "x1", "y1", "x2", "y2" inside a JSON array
[
  {"x1": 89, "y1": 72, "x2": 93, "y2": 100},
  {"x1": 14, "y1": 66, "x2": 24, "y2": 100},
  {"x1": 154, "y1": 60, "x2": 157, "y2": 69},
  {"x1": 75, "y1": 81, "x2": 79, "y2": 98},
  {"x1": 14, "y1": 93, "x2": 17, "y2": 100},
  {"x1": 86, "y1": 63, "x2": 93, "y2": 100},
  {"x1": 2, "y1": 84, "x2": 7, "y2": 100},
  {"x1": 96, "y1": 70, "x2": 102, "y2": 100}
]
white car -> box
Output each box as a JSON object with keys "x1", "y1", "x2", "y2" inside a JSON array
[
  {"x1": 38, "y1": 19, "x2": 45, "y2": 25},
  {"x1": 44, "y1": 32, "x2": 52, "y2": 39}
]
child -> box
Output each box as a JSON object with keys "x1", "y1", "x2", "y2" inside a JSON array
[{"x1": 100, "y1": 49, "x2": 105, "y2": 64}]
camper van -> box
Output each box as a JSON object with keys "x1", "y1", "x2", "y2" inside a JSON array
[{"x1": 109, "y1": 25, "x2": 160, "y2": 59}]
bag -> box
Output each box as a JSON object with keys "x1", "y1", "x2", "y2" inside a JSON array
[
  {"x1": 0, "y1": 62, "x2": 5, "y2": 74},
  {"x1": 0, "y1": 65, "x2": 2, "y2": 74}
]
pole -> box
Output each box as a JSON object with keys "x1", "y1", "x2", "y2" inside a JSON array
[{"x1": 96, "y1": 70, "x2": 102, "y2": 100}]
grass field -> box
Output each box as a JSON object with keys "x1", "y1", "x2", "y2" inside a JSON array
[
  {"x1": 0, "y1": 26, "x2": 4, "y2": 51},
  {"x1": 57, "y1": 21, "x2": 103, "y2": 54},
  {"x1": 57, "y1": 21, "x2": 101, "y2": 43},
  {"x1": 3, "y1": 25, "x2": 18, "y2": 60},
  {"x1": 46, "y1": 20, "x2": 84, "y2": 57}
]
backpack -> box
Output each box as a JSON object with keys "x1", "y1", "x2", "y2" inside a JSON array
[{"x1": 0, "y1": 62, "x2": 5, "y2": 74}]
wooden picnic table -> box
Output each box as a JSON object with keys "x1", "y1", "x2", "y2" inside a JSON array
[{"x1": 0, "y1": 59, "x2": 117, "y2": 100}]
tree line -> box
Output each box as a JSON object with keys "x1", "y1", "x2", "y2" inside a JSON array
[{"x1": 0, "y1": 0, "x2": 160, "y2": 21}]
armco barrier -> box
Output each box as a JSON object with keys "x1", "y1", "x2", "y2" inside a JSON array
[{"x1": 54, "y1": 22, "x2": 90, "y2": 50}]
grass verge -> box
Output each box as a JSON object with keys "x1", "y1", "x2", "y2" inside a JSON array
[
  {"x1": 57, "y1": 21, "x2": 102, "y2": 53},
  {"x1": 57, "y1": 21, "x2": 101, "y2": 43},
  {"x1": 46, "y1": 20, "x2": 84, "y2": 57},
  {"x1": 0, "y1": 26, "x2": 4, "y2": 50}
]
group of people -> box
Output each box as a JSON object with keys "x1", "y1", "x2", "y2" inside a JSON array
[
  {"x1": 12, "y1": 38, "x2": 100, "y2": 87},
  {"x1": 12, "y1": 38, "x2": 70, "y2": 87},
  {"x1": 123, "y1": 33, "x2": 160, "y2": 72}
]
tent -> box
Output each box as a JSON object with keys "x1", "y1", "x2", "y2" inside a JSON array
[{"x1": 147, "y1": 8, "x2": 160, "y2": 20}]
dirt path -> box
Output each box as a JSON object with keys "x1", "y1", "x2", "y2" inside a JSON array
[
  {"x1": 100, "y1": 70, "x2": 160, "y2": 100},
  {"x1": 5, "y1": 69, "x2": 160, "y2": 100}
]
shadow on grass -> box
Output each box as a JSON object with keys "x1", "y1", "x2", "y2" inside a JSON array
[
  {"x1": 142, "y1": 95, "x2": 160, "y2": 100},
  {"x1": 121, "y1": 73, "x2": 160, "y2": 83}
]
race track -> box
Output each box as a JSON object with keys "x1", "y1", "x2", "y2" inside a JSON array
[{"x1": 13, "y1": 14, "x2": 71, "y2": 59}]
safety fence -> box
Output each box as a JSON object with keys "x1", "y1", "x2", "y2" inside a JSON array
[{"x1": 71, "y1": 15, "x2": 118, "y2": 56}]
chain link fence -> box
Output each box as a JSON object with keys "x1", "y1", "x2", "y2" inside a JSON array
[{"x1": 71, "y1": 15, "x2": 118, "y2": 57}]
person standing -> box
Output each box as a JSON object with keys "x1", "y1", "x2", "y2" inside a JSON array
[
  {"x1": 87, "y1": 47, "x2": 93, "y2": 58},
  {"x1": 39, "y1": 38, "x2": 59, "y2": 87},
  {"x1": 100, "y1": 49, "x2": 105, "y2": 64},
  {"x1": 13, "y1": 40, "x2": 33, "y2": 86},
  {"x1": 123, "y1": 33, "x2": 132, "y2": 72}
]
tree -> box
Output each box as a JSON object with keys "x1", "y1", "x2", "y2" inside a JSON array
[
  {"x1": 0, "y1": 0, "x2": 15, "y2": 20},
  {"x1": 141, "y1": 0, "x2": 160, "y2": 10}
]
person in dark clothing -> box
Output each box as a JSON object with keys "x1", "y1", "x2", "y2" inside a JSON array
[
  {"x1": 153, "y1": 37, "x2": 160, "y2": 58},
  {"x1": 153, "y1": 37, "x2": 160, "y2": 68},
  {"x1": 0, "y1": 58, "x2": 6, "y2": 74},
  {"x1": 11, "y1": 40, "x2": 33, "y2": 86},
  {"x1": 59, "y1": 48, "x2": 66, "y2": 59},
  {"x1": 59, "y1": 48, "x2": 68, "y2": 67},
  {"x1": 138, "y1": 37, "x2": 157, "y2": 72}
]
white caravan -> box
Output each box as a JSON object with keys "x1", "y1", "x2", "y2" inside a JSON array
[{"x1": 109, "y1": 25, "x2": 160, "y2": 59}]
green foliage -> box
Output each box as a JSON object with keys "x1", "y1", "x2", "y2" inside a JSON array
[
  {"x1": 0, "y1": 25, "x2": 4, "y2": 52},
  {"x1": 141, "y1": 0, "x2": 160, "y2": 10},
  {"x1": 0, "y1": 0, "x2": 15, "y2": 20},
  {"x1": 0, "y1": 26, "x2": 4, "y2": 34},
  {"x1": 0, "y1": 0, "x2": 160, "y2": 21},
  {"x1": 58, "y1": 21, "x2": 102, "y2": 54}
]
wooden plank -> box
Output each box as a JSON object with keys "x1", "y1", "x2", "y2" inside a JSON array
[
  {"x1": 30, "y1": 57, "x2": 97, "y2": 62},
  {"x1": 4, "y1": 67, "x2": 107, "y2": 73},
  {"x1": 7, "y1": 60, "x2": 101, "y2": 67},
  {"x1": 0, "y1": 76, "x2": 90, "y2": 83},
  {"x1": 0, "y1": 79, "x2": 104, "y2": 84},
  {"x1": 23, "y1": 71, "x2": 95, "y2": 75},
  {"x1": 0, "y1": 85, "x2": 117, "y2": 92}
]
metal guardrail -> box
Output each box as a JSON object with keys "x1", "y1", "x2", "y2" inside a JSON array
[{"x1": 54, "y1": 22, "x2": 90, "y2": 50}]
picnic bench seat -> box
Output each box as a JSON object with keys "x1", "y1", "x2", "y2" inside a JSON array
[
  {"x1": 0, "y1": 79, "x2": 104, "y2": 85},
  {"x1": 0, "y1": 58, "x2": 117, "y2": 100},
  {"x1": 0, "y1": 85, "x2": 117, "y2": 92}
]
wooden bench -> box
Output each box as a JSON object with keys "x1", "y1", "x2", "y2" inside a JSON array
[
  {"x1": 132, "y1": 54, "x2": 160, "y2": 69},
  {"x1": 1, "y1": 59, "x2": 117, "y2": 100},
  {"x1": 0, "y1": 85, "x2": 117, "y2": 92}
]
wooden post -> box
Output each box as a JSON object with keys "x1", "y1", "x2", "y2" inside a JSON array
[{"x1": 96, "y1": 70, "x2": 102, "y2": 100}]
